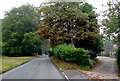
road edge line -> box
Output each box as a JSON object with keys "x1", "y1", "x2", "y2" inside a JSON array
[{"x1": 50, "y1": 57, "x2": 70, "y2": 81}]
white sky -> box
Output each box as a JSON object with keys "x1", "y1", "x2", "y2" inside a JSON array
[
  {"x1": 0, "y1": 0, "x2": 45, "y2": 19},
  {"x1": 0, "y1": 0, "x2": 109, "y2": 19},
  {"x1": 0, "y1": 0, "x2": 111, "y2": 35},
  {"x1": 0, "y1": 0, "x2": 110, "y2": 35}
]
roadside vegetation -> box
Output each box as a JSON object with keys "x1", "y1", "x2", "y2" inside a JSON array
[
  {"x1": 0, "y1": 59, "x2": 28, "y2": 74},
  {"x1": 49, "y1": 44, "x2": 98, "y2": 70},
  {"x1": 0, "y1": 56, "x2": 38, "y2": 74},
  {"x1": 1, "y1": 55, "x2": 38, "y2": 59},
  {"x1": 50, "y1": 55, "x2": 91, "y2": 71},
  {"x1": 116, "y1": 47, "x2": 120, "y2": 76}
]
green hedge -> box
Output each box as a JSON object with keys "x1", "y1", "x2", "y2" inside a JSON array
[
  {"x1": 116, "y1": 47, "x2": 120, "y2": 72},
  {"x1": 104, "y1": 51, "x2": 110, "y2": 57},
  {"x1": 49, "y1": 44, "x2": 92, "y2": 66}
]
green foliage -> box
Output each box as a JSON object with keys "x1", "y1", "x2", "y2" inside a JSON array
[
  {"x1": 102, "y1": 0, "x2": 120, "y2": 72},
  {"x1": 2, "y1": 4, "x2": 40, "y2": 42},
  {"x1": 2, "y1": 32, "x2": 42, "y2": 56},
  {"x1": 37, "y1": 2, "x2": 99, "y2": 47},
  {"x1": 102, "y1": 0, "x2": 119, "y2": 38},
  {"x1": 88, "y1": 50, "x2": 96, "y2": 59},
  {"x1": 104, "y1": 51, "x2": 110, "y2": 57},
  {"x1": 75, "y1": 36, "x2": 104, "y2": 59},
  {"x1": 49, "y1": 44, "x2": 92, "y2": 66},
  {"x1": 116, "y1": 47, "x2": 120, "y2": 71},
  {"x1": 2, "y1": 32, "x2": 22, "y2": 56},
  {"x1": 22, "y1": 32, "x2": 42, "y2": 56},
  {"x1": 82, "y1": 3, "x2": 92, "y2": 13},
  {"x1": 2, "y1": 4, "x2": 42, "y2": 56},
  {"x1": 37, "y1": 2, "x2": 103, "y2": 60},
  {"x1": 0, "y1": 19, "x2": 2, "y2": 55}
]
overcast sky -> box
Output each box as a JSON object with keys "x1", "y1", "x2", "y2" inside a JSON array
[{"x1": 0, "y1": 0, "x2": 109, "y2": 19}]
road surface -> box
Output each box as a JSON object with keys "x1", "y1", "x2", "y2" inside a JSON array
[
  {"x1": 1, "y1": 55, "x2": 66, "y2": 79},
  {"x1": 63, "y1": 70, "x2": 92, "y2": 79}
]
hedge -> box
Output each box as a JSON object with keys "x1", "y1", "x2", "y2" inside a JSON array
[
  {"x1": 49, "y1": 44, "x2": 93, "y2": 66},
  {"x1": 116, "y1": 47, "x2": 120, "y2": 72}
]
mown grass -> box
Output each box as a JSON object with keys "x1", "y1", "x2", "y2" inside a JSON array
[
  {"x1": 50, "y1": 55, "x2": 91, "y2": 71},
  {"x1": 0, "y1": 55, "x2": 38, "y2": 74},
  {"x1": 1, "y1": 55, "x2": 38, "y2": 59},
  {"x1": 0, "y1": 59, "x2": 28, "y2": 74}
]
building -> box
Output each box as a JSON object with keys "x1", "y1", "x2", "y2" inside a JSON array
[{"x1": 110, "y1": 43, "x2": 118, "y2": 56}]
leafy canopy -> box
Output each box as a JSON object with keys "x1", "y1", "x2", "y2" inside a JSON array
[
  {"x1": 36, "y1": 2, "x2": 99, "y2": 47},
  {"x1": 2, "y1": 4, "x2": 42, "y2": 56}
]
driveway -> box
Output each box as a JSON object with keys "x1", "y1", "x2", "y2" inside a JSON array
[
  {"x1": 92, "y1": 56, "x2": 119, "y2": 79},
  {"x1": 80, "y1": 56, "x2": 120, "y2": 80},
  {"x1": 92, "y1": 56, "x2": 116, "y2": 74},
  {"x1": 1, "y1": 55, "x2": 66, "y2": 79}
]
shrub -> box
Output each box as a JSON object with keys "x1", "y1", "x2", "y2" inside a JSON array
[
  {"x1": 88, "y1": 50, "x2": 96, "y2": 59},
  {"x1": 74, "y1": 36, "x2": 104, "y2": 59},
  {"x1": 104, "y1": 51, "x2": 110, "y2": 57},
  {"x1": 116, "y1": 47, "x2": 120, "y2": 72},
  {"x1": 49, "y1": 44, "x2": 92, "y2": 66}
]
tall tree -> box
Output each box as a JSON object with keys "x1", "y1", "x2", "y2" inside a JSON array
[
  {"x1": 36, "y1": 2, "x2": 100, "y2": 47},
  {"x1": 36, "y1": 2, "x2": 103, "y2": 59},
  {"x1": 2, "y1": 4, "x2": 40, "y2": 42},
  {"x1": 2, "y1": 4, "x2": 41, "y2": 56}
]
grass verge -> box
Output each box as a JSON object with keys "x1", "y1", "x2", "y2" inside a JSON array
[
  {"x1": 1, "y1": 55, "x2": 38, "y2": 59},
  {"x1": 114, "y1": 61, "x2": 120, "y2": 77},
  {"x1": 50, "y1": 55, "x2": 91, "y2": 71},
  {"x1": 0, "y1": 55, "x2": 38, "y2": 74},
  {"x1": 0, "y1": 59, "x2": 28, "y2": 74},
  {"x1": 118, "y1": 73, "x2": 120, "y2": 77}
]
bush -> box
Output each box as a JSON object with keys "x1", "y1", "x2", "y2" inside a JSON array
[
  {"x1": 88, "y1": 50, "x2": 96, "y2": 59},
  {"x1": 74, "y1": 36, "x2": 104, "y2": 59},
  {"x1": 116, "y1": 47, "x2": 120, "y2": 72},
  {"x1": 2, "y1": 32, "x2": 43, "y2": 56},
  {"x1": 104, "y1": 51, "x2": 110, "y2": 57},
  {"x1": 49, "y1": 44, "x2": 92, "y2": 66}
]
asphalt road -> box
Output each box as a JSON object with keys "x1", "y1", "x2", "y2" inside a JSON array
[{"x1": 1, "y1": 55, "x2": 66, "y2": 79}]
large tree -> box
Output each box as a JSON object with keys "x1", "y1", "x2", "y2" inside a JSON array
[
  {"x1": 2, "y1": 4, "x2": 41, "y2": 56},
  {"x1": 2, "y1": 4, "x2": 40, "y2": 41},
  {"x1": 36, "y1": 2, "x2": 103, "y2": 59},
  {"x1": 36, "y1": 2, "x2": 100, "y2": 47}
]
